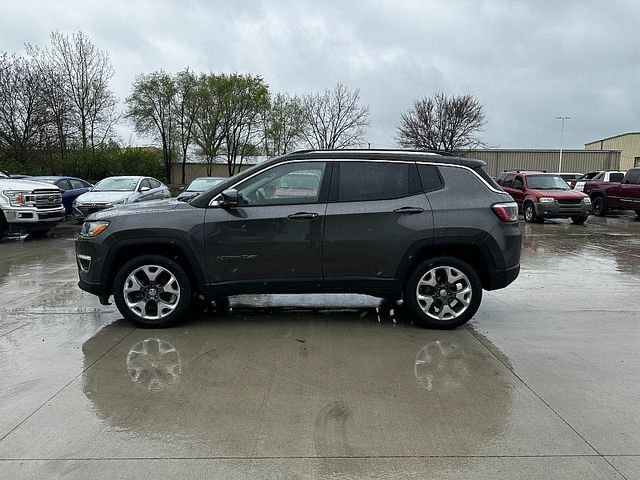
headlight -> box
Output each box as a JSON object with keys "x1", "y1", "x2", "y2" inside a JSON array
[
  {"x1": 582, "y1": 197, "x2": 591, "y2": 204},
  {"x1": 111, "y1": 197, "x2": 127, "y2": 205},
  {"x1": 538, "y1": 197, "x2": 556, "y2": 203},
  {"x1": 80, "y1": 221, "x2": 110, "y2": 238},
  {"x1": 3, "y1": 190, "x2": 33, "y2": 206}
]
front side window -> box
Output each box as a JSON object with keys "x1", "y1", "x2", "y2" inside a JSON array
[
  {"x1": 236, "y1": 162, "x2": 327, "y2": 206},
  {"x1": 625, "y1": 169, "x2": 640, "y2": 184},
  {"x1": 335, "y1": 162, "x2": 419, "y2": 202}
]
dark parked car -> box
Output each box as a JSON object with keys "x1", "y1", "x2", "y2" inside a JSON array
[
  {"x1": 176, "y1": 176, "x2": 226, "y2": 201},
  {"x1": 29, "y1": 176, "x2": 92, "y2": 214},
  {"x1": 76, "y1": 149, "x2": 522, "y2": 329}
]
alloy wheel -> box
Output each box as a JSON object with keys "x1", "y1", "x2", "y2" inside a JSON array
[
  {"x1": 123, "y1": 265, "x2": 181, "y2": 320},
  {"x1": 415, "y1": 266, "x2": 472, "y2": 321}
]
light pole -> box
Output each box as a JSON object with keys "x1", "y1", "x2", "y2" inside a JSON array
[{"x1": 556, "y1": 116, "x2": 570, "y2": 172}]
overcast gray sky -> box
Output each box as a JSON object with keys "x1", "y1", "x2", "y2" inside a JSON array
[{"x1": 1, "y1": 0, "x2": 638, "y2": 149}]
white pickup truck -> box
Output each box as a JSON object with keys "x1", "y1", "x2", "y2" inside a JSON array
[
  {"x1": 0, "y1": 170, "x2": 66, "y2": 237},
  {"x1": 574, "y1": 170, "x2": 626, "y2": 192}
]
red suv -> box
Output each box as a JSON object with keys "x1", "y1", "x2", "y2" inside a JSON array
[{"x1": 497, "y1": 171, "x2": 592, "y2": 224}]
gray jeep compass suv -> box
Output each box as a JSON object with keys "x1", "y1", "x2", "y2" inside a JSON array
[{"x1": 75, "y1": 149, "x2": 521, "y2": 329}]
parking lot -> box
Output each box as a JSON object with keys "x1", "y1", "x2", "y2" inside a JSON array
[{"x1": 0, "y1": 214, "x2": 639, "y2": 479}]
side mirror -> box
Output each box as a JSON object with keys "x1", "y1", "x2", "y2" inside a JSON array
[
  {"x1": 220, "y1": 188, "x2": 239, "y2": 207},
  {"x1": 140, "y1": 186, "x2": 150, "y2": 192},
  {"x1": 178, "y1": 186, "x2": 185, "y2": 191}
]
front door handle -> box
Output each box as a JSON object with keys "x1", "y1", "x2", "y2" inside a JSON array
[
  {"x1": 393, "y1": 207, "x2": 424, "y2": 215},
  {"x1": 287, "y1": 212, "x2": 319, "y2": 220}
]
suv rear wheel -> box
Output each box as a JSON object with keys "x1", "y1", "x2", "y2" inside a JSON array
[
  {"x1": 404, "y1": 257, "x2": 482, "y2": 329},
  {"x1": 114, "y1": 255, "x2": 192, "y2": 328}
]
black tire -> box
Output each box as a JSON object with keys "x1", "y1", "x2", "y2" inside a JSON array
[
  {"x1": 113, "y1": 254, "x2": 192, "y2": 328},
  {"x1": 570, "y1": 216, "x2": 588, "y2": 224},
  {"x1": 592, "y1": 196, "x2": 608, "y2": 216},
  {"x1": 404, "y1": 256, "x2": 482, "y2": 329},
  {"x1": 523, "y1": 202, "x2": 540, "y2": 223},
  {"x1": 0, "y1": 212, "x2": 7, "y2": 238}
]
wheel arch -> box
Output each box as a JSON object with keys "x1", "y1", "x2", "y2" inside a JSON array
[
  {"x1": 397, "y1": 236, "x2": 497, "y2": 291},
  {"x1": 103, "y1": 238, "x2": 206, "y2": 296}
]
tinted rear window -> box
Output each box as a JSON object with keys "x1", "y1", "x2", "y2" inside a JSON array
[
  {"x1": 417, "y1": 164, "x2": 444, "y2": 192},
  {"x1": 336, "y1": 162, "x2": 420, "y2": 201},
  {"x1": 609, "y1": 173, "x2": 624, "y2": 183}
]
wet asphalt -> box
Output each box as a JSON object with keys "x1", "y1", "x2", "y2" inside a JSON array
[{"x1": 0, "y1": 214, "x2": 639, "y2": 479}]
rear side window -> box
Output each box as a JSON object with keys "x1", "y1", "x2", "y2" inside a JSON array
[
  {"x1": 417, "y1": 164, "x2": 444, "y2": 192},
  {"x1": 626, "y1": 169, "x2": 640, "y2": 184},
  {"x1": 609, "y1": 173, "x2": 624, "y2": 183},
  {"x1": 501, "y1": 174, "x2": 515, "y2": 187},
  {"x1": 335, "y1": 161, "x2": 420, "y2": 202}
]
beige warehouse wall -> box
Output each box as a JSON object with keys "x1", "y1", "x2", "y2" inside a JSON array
[
  {"x1": 585, "y1": 133, "x2": 640, "y2": 170},
  {"x1": 461, "y1": 150, "x2": 621, "y2": 176}
]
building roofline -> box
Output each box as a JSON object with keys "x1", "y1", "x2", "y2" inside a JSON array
[{"x1": 585, "y1": 132, "x2": 640, "y2": 145}]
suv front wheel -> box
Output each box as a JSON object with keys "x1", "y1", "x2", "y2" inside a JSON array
[
  {"x1": 404, "y1": 257, "x2": 482, "y2": 329},
  {"x1": 114, "y1": 255, "x2": 192, "y2": 328}
]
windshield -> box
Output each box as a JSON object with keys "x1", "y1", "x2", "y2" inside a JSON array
[
  {"x1": 187, "y1": 178, "x2": 225, "y2": 192},
  {"x1": 527, "y1": 175, "x2": 570, "y2": 190},
  {"x1": 92, "y1": 178, "x2": 139, "y2": 192}
]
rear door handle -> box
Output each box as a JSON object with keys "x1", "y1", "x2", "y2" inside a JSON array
[
  {"x1": 287, "y1": 212, "x2": 319, "y2": 220},
  {"x1": 393, "y1": 207, "x2": 424, "y2": 215}
]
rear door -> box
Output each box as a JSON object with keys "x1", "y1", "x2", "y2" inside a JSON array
[{"x1": 323, "y1": 160, "x2": 433, "y2": 280}]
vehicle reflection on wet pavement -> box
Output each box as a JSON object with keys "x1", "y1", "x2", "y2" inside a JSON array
[{"x1": 0, "y1": 216, "x2": 638, "y2": 479}]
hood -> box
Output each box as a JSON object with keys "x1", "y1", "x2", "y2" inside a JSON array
[
  {"x1": 0, "y1": 179, "x2": 61, "y2": 192},
  {"x1": 76, "y1": 191, "x2": 132, "y2": 204},
  {"x1": 530, "y1": 189, "x2": 588, "y2": 199},
  {"x1": 177, "y1": 191, "x2": 200, "y2": 201},
  {"x1": 88, "y1": 198, "x2": 185, "y2": 220}
]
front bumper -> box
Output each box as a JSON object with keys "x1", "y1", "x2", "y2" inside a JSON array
[
  {"x1": 4, "y1": 206, "x2": 65, "y2": 233},
  {"x1": 534, "y1": 202, "x2": 592, "y2": 218}
]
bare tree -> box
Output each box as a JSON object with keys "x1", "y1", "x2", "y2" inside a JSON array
[
  {"x1": 125, "y1": 71, "x2": 177, "y2": 181},
  {"x1": 300, "y1": 83, "x2": 369, "y2": 149},
  {"x1": 0, "y1": 53, "x2": 47, "y2": 162},
  {"x1": 173, "y1": 69, "x2": 201, "y2": 184},
  {"x1": 263, "y1": 92, "x2": 304, "y2": 156},
  {"x1": 47, "y1": 31, "x2": 117, "y2": 162},
  {"x1": 396, "y1": 92, "x2": 486, "y2": 152},
  {"x1": 193, "y1": 73, "x2": 226, "y2": 176},
  {"x1": 26, "y1": 44, "x2": 73, "y2": 164}
]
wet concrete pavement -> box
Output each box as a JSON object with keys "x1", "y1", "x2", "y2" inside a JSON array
[{"x1": 0, "y1": 215, "x2": 639, "y2": 479}]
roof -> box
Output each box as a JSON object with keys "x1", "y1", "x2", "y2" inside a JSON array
[
  {"x1": 285, "y1": 149, "x2": 485, "y2": 168},
  {"x1": 585, "y1": 132, "x2": 640, "y2": 145}
]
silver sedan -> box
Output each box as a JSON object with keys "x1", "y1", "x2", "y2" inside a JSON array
[{"x1": 72, "y1": 176, "x2": 171, "y2": 221}]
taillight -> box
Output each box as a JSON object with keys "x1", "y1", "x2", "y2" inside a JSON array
[{"x1": 492, "y1": 202, "x2": 519, "y2": 222}]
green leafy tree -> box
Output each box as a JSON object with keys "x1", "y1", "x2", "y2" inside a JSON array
[
  {"x1": 263, "y1": 92, "x2": 304, "y2": 156},
  {"x1": 125, "y1": 71, "x2": 177, "y2": 181}
]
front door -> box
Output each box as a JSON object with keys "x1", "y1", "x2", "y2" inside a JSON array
[
  {"x1": 619, "y1": 169, "x2": 640, "y2": 210},
  {"x1": 204, "y1": 161, "x2": 330, "y2": 284}
]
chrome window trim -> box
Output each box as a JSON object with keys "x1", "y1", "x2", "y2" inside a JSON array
[{"x1": 208, "y1": 158, "x2": 501, "y2": 206}]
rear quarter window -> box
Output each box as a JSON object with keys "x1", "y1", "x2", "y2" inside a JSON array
[{"x1": 417, "y1": 164, "x2": 444, "y2": 192}]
